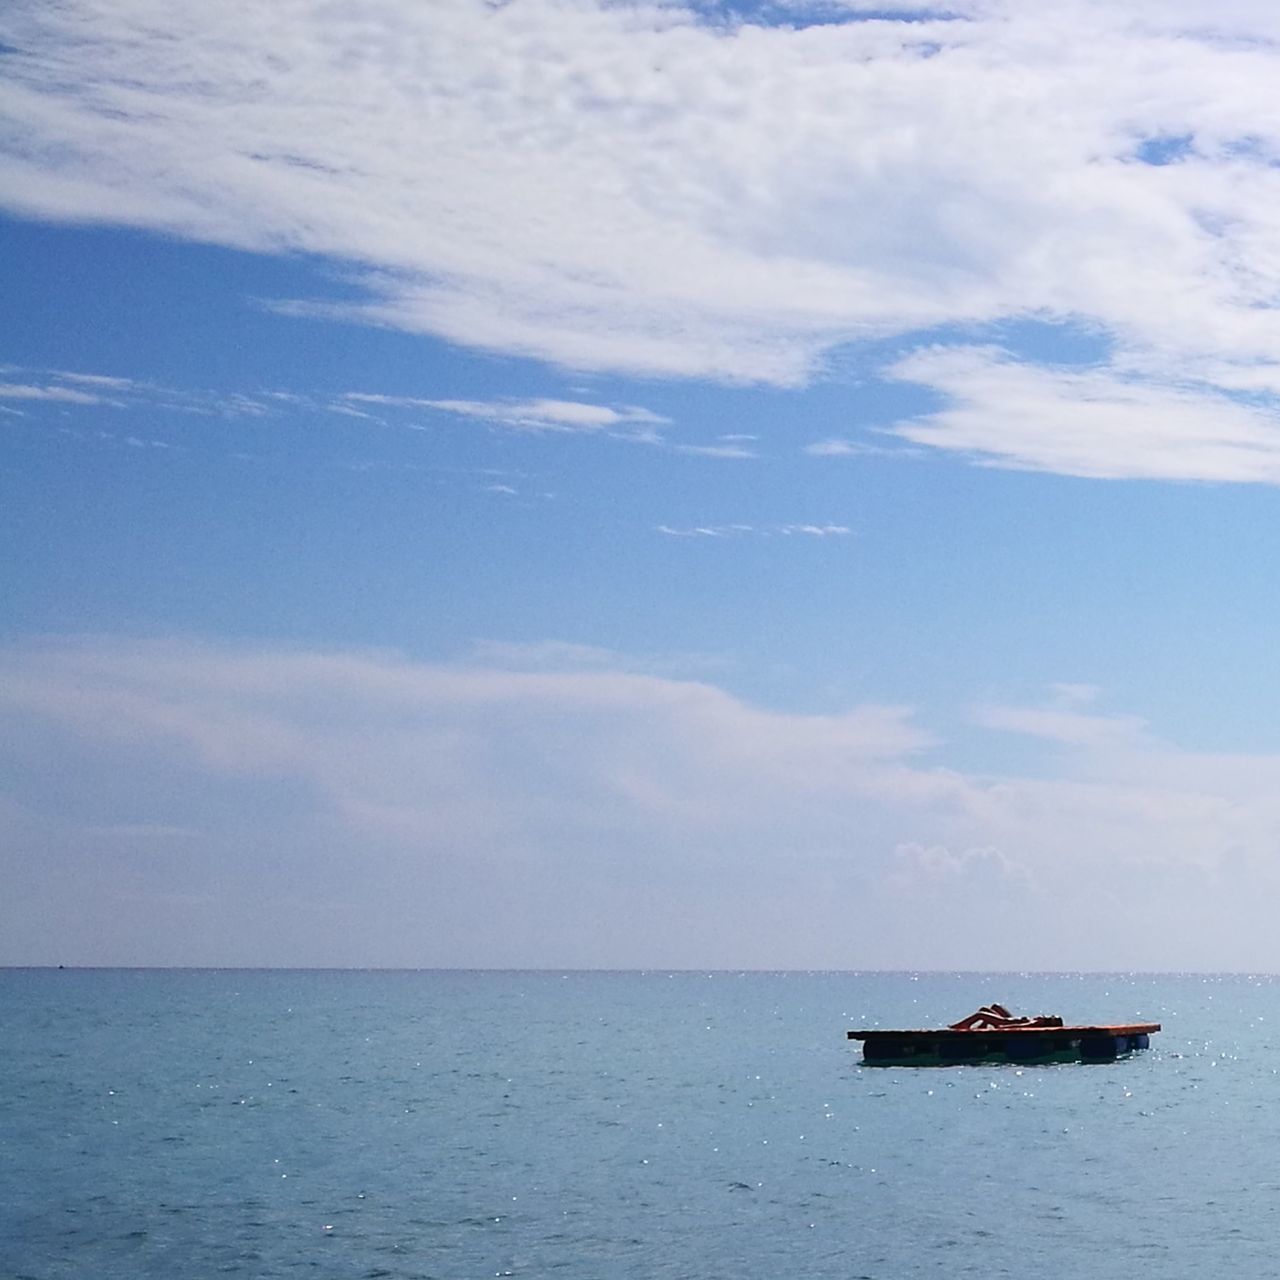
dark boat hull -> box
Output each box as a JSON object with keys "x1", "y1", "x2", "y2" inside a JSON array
[{"x1": 848, "y1": 1024, "x2": 1159, "y2": 1066}]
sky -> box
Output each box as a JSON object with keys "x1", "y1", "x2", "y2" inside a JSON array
[{"x1": 7, "y1": 0, "x2": 1280, "y2": 969}]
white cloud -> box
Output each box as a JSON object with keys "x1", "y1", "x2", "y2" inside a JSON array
[
  {"x1": 886, "y1": 345, "x2": 1280, "y2": 482},
  {"x1": 421, "y1": 397, "x2": 669, "y2": 433},
  {"x1": 10, "y1": 0, "x2": 1280, "y2": 393},
  {"x1": 658, "y1": 522, "x2": 850, "y2": 537},
  {"x1": 6, "y1": 362, "x2": 763, "y2": 477},
  {"x1": 342, "y1": 393, "x2": 440, "y2": 410},
  {"x1": 673, "y1": 442, "x2": 758, "y2": 458},
  {"x1": 53, "y1": 371, "x2": 137, "y2": 390},
  {"x1": 0, "y1": 364, "x2": 307, "y2": 423},
  {"x1": 804, "y1": 438, "x2": 920, "y2": 459},
  {"x1": 324, "y1": 403, "x2": 382, "y2": 421},
  {"x1": 777, "y1": 523, "x2": 851, "y2": 536},
  {"x1": 223, "y1": 393, "x2": 270, "y2": 418}
]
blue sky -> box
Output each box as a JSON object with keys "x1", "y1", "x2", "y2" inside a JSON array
[{"x1": 7, "y1": 0, "x2": 1280, "y2": 969}]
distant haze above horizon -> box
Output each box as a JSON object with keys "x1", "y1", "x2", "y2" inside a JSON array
[{"x1": 7, "y1": 1, "x2": 1280, "y2": 969}]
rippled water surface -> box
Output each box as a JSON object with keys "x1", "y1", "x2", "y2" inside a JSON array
[{"x1": 5, "y1": 969, "x2": 1278, "y2": 1278}]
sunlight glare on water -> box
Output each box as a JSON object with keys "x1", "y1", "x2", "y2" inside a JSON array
[{"x1": 4, "y1": 969, "x2": 1277, "y2": 1278}]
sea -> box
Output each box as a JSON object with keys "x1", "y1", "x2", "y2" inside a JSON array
[{"x1": 3, "y1": 968, "x2": 1277, "y2": 1279}]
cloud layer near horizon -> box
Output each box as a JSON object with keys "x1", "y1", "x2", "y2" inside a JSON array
[{"x1": 6, "y1": 636, "x2": 1280, "y2": 970}]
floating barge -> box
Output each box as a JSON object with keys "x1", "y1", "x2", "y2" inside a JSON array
[{"x1": 848, "y1": 1005, "x2": 1160, "y2": 1066}]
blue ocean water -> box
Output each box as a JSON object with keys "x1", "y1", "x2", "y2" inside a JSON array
[{"x1": 3, "y1": 969, "x2": 1277, "y2": 1278}]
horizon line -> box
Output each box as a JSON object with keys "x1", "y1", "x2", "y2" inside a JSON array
[{"x1": 3, "y1": 965, "x2": 1275, "y2": 977}]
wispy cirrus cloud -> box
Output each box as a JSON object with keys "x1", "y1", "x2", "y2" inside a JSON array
[
  {"x1": 673, "y1": 441, "x2": 758, "y2": 459},
  {"x1": 778, "y1": 523, "x2": 851, "y2": 537},
  {"x1": 9, "y1": 365, "x2": 770, "y2": 495},
  {"x1": 408, "y1": 397, "x2": 668, "y2": 434},
  {"x1": 804, "y1": 438, "x2": 922, "y2": 460},
  {"x1": 657, "y1": 522, "x2": 851, "y2": 537},
  {"x1": 52, "y1": 371, "x2": 138, "y2": 390},
  {"x1": 11, "y1": 366, "x2": 662, "y2": 439},
  {"x1": 0, "y1": 381, "x2": 105, "y2": 405},
  {"x1": 7, "y1": 365, "x2": 748, "y2": 471},
  {"x1": 657, "y1": 524, "x2": 753, "y2": 538},
  {"x1": 341, "y1": 393, "x2": 442, "y2": 411},
  {"x1": 1, "y1": 366, "x2": 278, "y2": 421},
  {"x1": 342, "y1": 389, "x2": 763, "y2": 457}
]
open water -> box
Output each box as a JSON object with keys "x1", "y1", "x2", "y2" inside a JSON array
[{"x1": 3, "y1": 968, "x2": 1278, "y2": 1278}]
